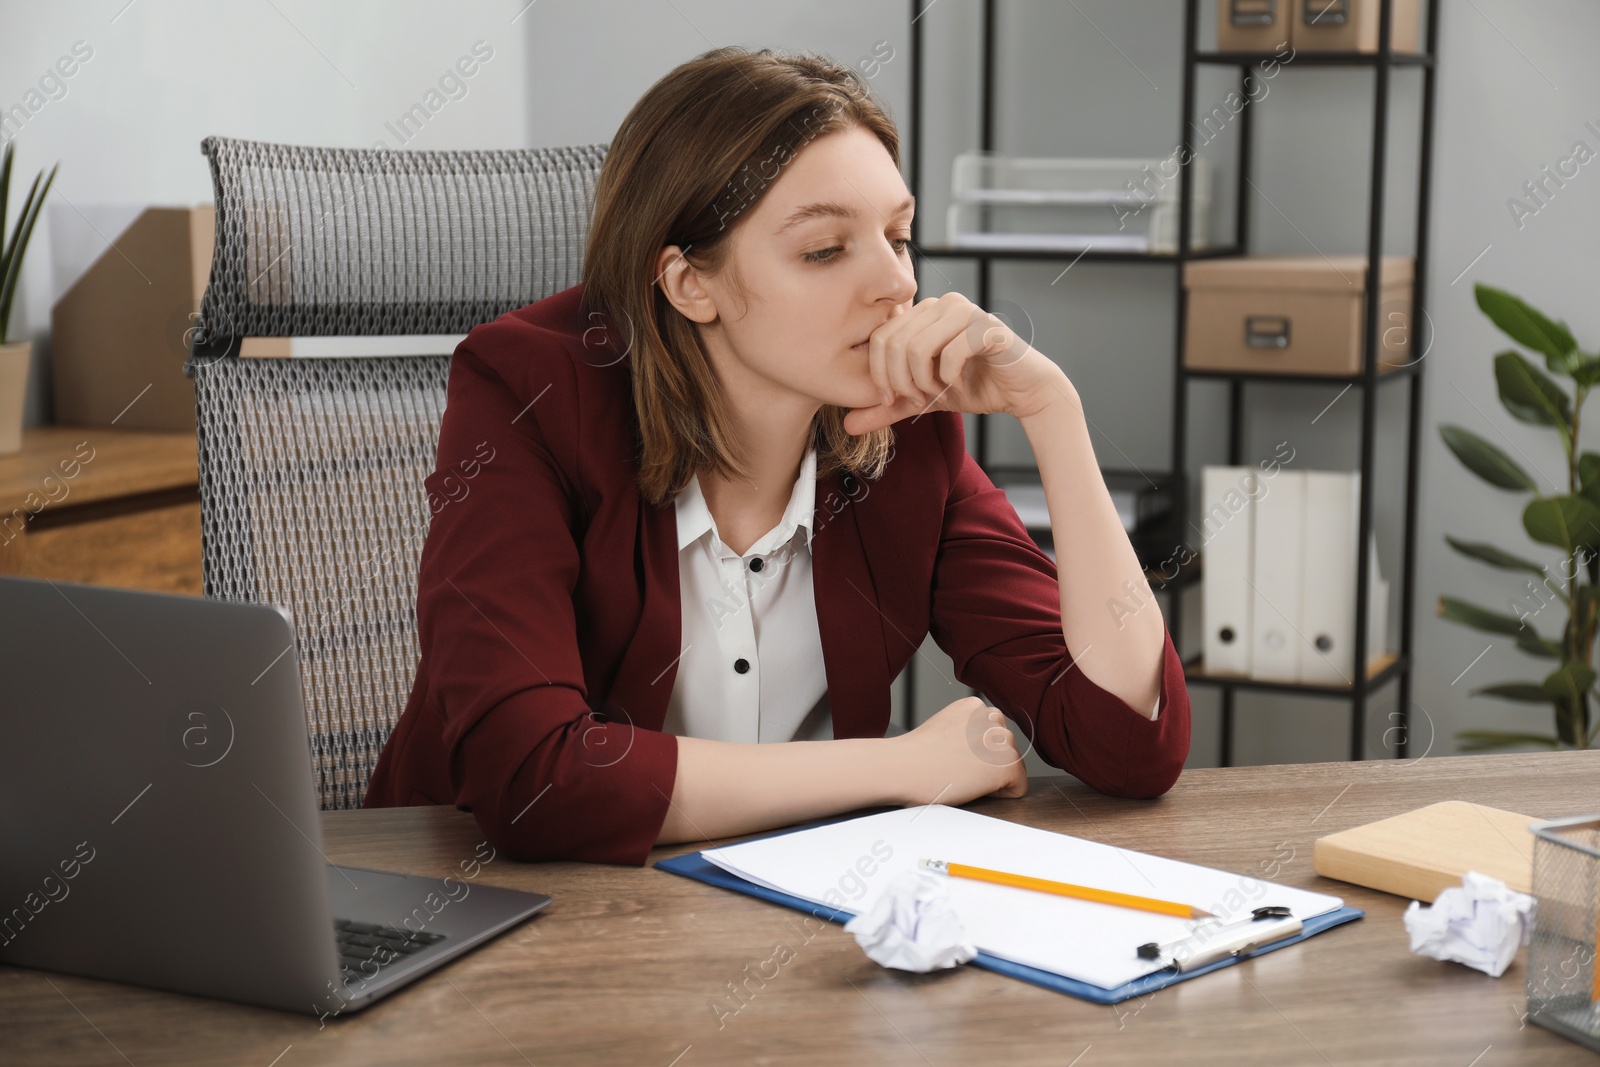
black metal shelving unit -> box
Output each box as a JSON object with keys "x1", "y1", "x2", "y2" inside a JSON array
[{"x1": 904, "y1": 0, "x2": 1440, "y2": 765}]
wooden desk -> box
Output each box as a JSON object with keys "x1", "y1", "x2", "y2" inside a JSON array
[
  {"x1": 0, "y1": 425, "x2": 201, "y2": 595},
  {"x1": 6, "y1": 751, "x2": 1598, "y2": 1065}
]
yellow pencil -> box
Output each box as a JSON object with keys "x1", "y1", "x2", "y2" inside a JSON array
[{"x1": 919, "y1": 858, "x2": 1214, "y2": 920}]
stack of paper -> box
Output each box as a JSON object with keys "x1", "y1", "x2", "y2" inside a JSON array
[{"x1": 702, "y1": 804, "x2": 1346, "y2": 991}]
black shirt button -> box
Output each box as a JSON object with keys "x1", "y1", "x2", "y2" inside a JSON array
[
  {"x1": 749, "y1": 557, "x2": 764, "y2": 572},
  {"x1": 734, "y1": 658, "x2": 750, "y2": 674}
]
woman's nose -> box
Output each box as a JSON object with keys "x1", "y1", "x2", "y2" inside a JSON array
[{"x1": 878, "y1": 256, "x2": 917, "y2": 305}]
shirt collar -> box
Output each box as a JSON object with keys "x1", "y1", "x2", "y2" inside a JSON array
[{"x1": 675, "y1": 445, "x2": 818, "y2": 555}]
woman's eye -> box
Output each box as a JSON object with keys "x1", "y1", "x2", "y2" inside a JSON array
[{"x1": 803, "y1": 237, "x2": 912, "y2": 265}]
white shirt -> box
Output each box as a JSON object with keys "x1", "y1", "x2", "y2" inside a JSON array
[
  {"x1": 663, "y1": 446, "x2": 834, "y2": 743},
  {"x1": 661, "y1": 447, "x2": 1159, "y2": 742}
]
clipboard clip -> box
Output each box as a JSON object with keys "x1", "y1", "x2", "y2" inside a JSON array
[{"x1": 1135, "y1": 905, "x2": 1303, "y2": 973}]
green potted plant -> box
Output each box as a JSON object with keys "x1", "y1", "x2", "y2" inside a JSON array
[
  {"x1": 1438, "y1": 282, "x2": 1600, "y2": 752},
  {"x1": 0, "y1": 141, "x2": 59, "y2": 454}
]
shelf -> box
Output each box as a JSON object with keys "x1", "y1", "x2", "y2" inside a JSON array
[
  {"x1": 1181, "y1": 358, "x2": 1423, "y2": 386},
  {"x1": 914, "y1": 244, "x2": 1243, "y2": 264},
  {"x1": 907, "y1": 0, "x2": 1437, "y2": 764},
  {"x1": 1184, "y1": 651, "x2": 1406, "y2": 697},
  {"x1": 1195, "y1": 50, "x2": 1432, "y2": 68}
]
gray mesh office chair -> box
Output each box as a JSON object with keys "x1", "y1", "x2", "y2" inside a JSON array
[{"x1": 187, "y1": 135, "x2": 606, "y2": 810}]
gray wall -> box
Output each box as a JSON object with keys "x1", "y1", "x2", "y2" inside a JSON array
[{"x1": 4, "y1": 0, "x2": 1596, "y2": 770}]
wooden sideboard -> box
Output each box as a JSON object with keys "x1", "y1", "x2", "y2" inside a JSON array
[{"x1": 0, "y1": 425, "x2": 201, "y2": 595}]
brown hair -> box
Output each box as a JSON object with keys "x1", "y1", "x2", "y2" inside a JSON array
[{"x1": 581, "y1": 45, "x2": 902, "y2": 508}]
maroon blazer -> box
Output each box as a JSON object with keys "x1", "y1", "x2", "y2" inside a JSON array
[{"x1": 363, "y1": 282, "x2": 1191, "y2": 865}]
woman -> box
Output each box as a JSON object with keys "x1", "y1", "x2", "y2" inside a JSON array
[{"x1": 363, "y1": 45, "x2": 1190, "y2": 865}]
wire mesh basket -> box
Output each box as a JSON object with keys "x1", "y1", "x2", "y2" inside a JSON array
[{"x1": 1526, "y1": 814, "x2": 1600, "y2": 1051}]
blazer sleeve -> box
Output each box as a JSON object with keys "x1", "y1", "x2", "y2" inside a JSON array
[
  {"x1": 926, "y1": 411, "x2": 1191, "y2": 798},
  {"x1": 417, "y1": 340, "x2": 678, "y2": 866}
]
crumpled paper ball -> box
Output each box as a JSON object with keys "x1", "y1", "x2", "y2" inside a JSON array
[
  {"x1": 843, "y1": 870, "x2": 978, "y2": 973},
  {"x1": 1402, "y1": 869, "x2": 1536, "y2": 978}
]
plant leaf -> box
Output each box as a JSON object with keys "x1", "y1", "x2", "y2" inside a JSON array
[
  {"x1": 1581, "y1": 451, "x2": 1600, "y2": 489},
  {"x1": 1523, "y1": 494, "x2": 1600, "y2": 554},
  {"x1": 1439, "y1": 424, "x2": 1537, "y2": 491},
  {"x1": 0, "y1": 142, "x2": 18, "y2": 330},
  {"x1": 1476, "y1": 282, "x2": 1579, "y2": 374},
  {"x1": 0, "y1": 161, "x2": 55, "y2": 343},
  {"x1": 0, "y1": 166, "x2": 38, "y2": 272},
  {"x1": 1574, "y1": 354, "x2": 1600, "y2": 388},
  {"x1": 1542, "y1": 660, "x2": 1596, "y2": 698},
  {"x1": 1494, "y1": 349, "x2": 1572, "y2": 429},
  {"x1": 0, "y1": 140, "x2": 13, "y2": 269},
  {"x1": 1583, "y1": 476, "x2": 1600, "y2": 512},
  {"x1": 1443, "y1": 534, "x2": 1548, "y2": 575},
  {"x1": 1440, "y1": 595, "x2": 1561, "y2": 658},
  {"x1": 1515, "y1": 630, "x2": 1563, "y2": 658},
  {"x1": 1469, "y1": 682, "x2": 1551, "y2": 702},
  {"x1": 1437, "y1": 595, "x2": 1533, "y2": 636},
  {"x1": 1454, "y1": 730, "x2": 1562, "y2": 752}
]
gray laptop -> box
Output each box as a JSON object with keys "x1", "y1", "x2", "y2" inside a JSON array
[{"x1": 0, "y1": 575, "x2": 551, "y2": 1018}]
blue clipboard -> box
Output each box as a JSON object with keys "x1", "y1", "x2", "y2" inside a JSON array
[{"x1": 654, "y1": 818, "x2": 1364, "y2": 1005}]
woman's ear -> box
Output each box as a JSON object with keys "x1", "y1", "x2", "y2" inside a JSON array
[{"x1": 655, "y1": 244, "x2": 717, "y2": 325}]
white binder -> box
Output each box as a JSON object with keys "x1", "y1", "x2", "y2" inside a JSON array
[
  {"x1": 1200, "y1": 466, "x2": 1256, "y2": 675},
  {"x1": 1296, "y1": 474, "x2": 1391, "y2": 685},
  {"x1": 1298, "y1": 471, "x2": 1361, "y2": 685},
  {"x1": 1250, "y1": 469, "x2": 1306, "y2": 681}
]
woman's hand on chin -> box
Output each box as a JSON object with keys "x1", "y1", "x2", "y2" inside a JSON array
[{"x1": 842, "y1": 292, "x2": 1073, "y2": 435}]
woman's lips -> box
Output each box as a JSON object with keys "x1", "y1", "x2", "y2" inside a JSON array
[{"x1": 851, "y1": 340, "x2": 869, "y2": 352}]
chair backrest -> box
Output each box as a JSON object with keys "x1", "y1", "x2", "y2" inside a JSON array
[{"x1": 189, "y1": 135, "x2": 606, "y2": 810}]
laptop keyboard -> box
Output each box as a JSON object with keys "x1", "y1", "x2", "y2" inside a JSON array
[{"x1": 333, "y1": 918, "x2": 446, "y2": 982}]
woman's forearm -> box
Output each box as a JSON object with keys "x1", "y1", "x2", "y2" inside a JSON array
[
  {"x1": 1018, "y1": 368, "x2": 1165, "y2": 718},
  {"x1": 655, "y1": 734, "x2": 911, "y2": 846}
]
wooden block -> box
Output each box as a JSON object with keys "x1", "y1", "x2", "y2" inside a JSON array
[{"x1": 1312, "y1": 800, "x2": 1535, "y2": 902}]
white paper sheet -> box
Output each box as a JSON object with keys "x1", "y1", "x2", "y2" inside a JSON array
[{"x1": 702, "y1": 804, "x2": 1344, "y2": 990}]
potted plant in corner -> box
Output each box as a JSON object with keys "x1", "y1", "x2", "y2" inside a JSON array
[
  {"x1": 0, "y1": 141, "x2": 59, "y2": 454},
  {"x1": 1437, "y1": 282, "x2": 1600, "y2": 752}
]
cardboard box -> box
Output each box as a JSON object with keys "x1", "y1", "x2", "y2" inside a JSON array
[
  {"x1": 1183, "y1": 254, "x2": 1413, "y2": 376},
  {"x1": 1216, "y1": 0, "x2": 1292, "y2": 53},
  {"x1": 1292, "y1": 0, "x2": 1422, "y2": 54},
  {"x1": 50, "y1": 205, "x2": 214, "y2": 432},
  {"x1": 1217, "y1": 0, "x2": 1421, "y2": 54}
]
